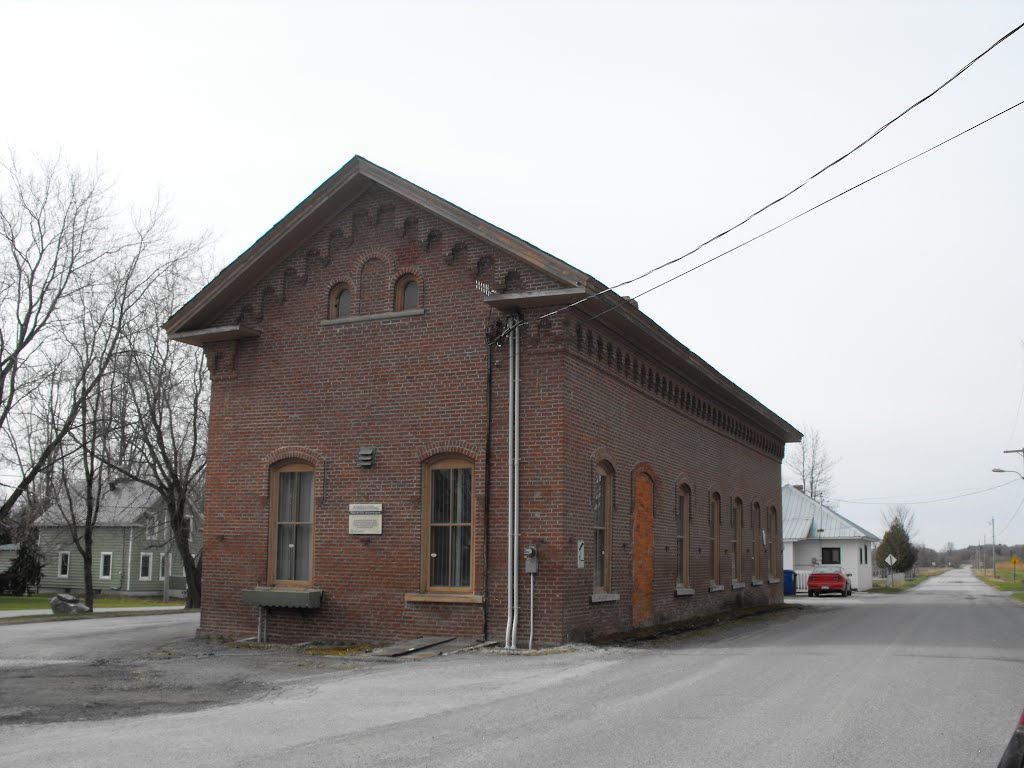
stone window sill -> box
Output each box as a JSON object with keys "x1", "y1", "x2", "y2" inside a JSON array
[
  {"x1": 751, "y1": 579, "x2": 764, "y2": 587},
  {"x1": 675, "y1": 586, "x2": 695, "y2": 597},
  {"x1": 768, "y1": 578, "x2": 780, "y2": 584},
  {"x1": 590, "y1": 592, "x2": 620, "y2": 604},
  {"x1": 322, "y1": 308, "x2": 424, "y2": 327},
  {"x1": 709, "y1": 584, "x2": 725, "y2": 593},
  {"x1": 731, "y1": 581, "x2": 745, "y2": 590},
  {"x1": 404, "y1": 592, "x2": 483, "y2": 605}
]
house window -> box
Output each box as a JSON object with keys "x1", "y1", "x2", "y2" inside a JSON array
[
  {"x1": 732, "y1": 498, "x2": 742, "y2": 582},
  {"x1": 58, "y1": 551, "x2": 70, "y2": 579},
  {"x1": 395, "y1": 274, "x2": 420, "y2": 311},
  {"x1": 146, "y1": 515, "x2": 157, "y2": 541},
  {"x1": 270, "y1": 463, "x2": 315, "y2": 585},
  {"x1": 423, "y1": 456, "x2": 473, "y2": 590},
  {"x1": 752, "y1": 503, "x2": 761, "y2": 579},
  {"x1": 100, "y1": 552, "x2": 113, "y2": 580},
  {"x1": 822, "y1": 547, "x2": 841, "y2": 565},
  {"x1": 710, "y1": 493, "x2": 721, "y2": 586},
  {"x1": 593, "y1": 462, "x2": 613, "y2": 592},
  {"x1": 676, "y1": 484, "x2": 691, "y2": 586},
  {"x1": 328, "y1": 283, "x2": 352, "y2": 319},
  {"x1": 140, "y1": 552, "x2": 153, "y2": 580},
  {"x1": 182, "y1": 514, "x2": 193, "y2": 543},
  {"x1": 160, "y1": 552, "x2": 173, "y2": 580},
  {"x1": 768, "y1": 506, "x2": 778, "y2": 578}
]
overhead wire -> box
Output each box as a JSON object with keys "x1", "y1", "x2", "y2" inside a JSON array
[
  {"x1": 487, "y1": 19, "x2": 1024, "y2": 345},
  {"x1": 517, "y1": 20, "x2": 1024, "y2": 331},
  {"x1": 999, "y1": 493, "x2": 1024, "y2": 535},
  {"x1": 581, "y1": 97, "x2": 1024, "y2": 326},
  {"x1": 835, "y1": 478, "x2": 1019, "y2": 506}
]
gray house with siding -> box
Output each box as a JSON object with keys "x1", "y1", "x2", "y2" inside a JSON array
[{"x1": 36, "y1": 479, "x2": 201, "y2": 597}]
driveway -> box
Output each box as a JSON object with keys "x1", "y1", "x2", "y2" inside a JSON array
[{"x1": 2, "y1": 567, "x2": 1021, "y2": 768}]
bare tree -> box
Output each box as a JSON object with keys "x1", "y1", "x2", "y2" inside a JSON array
[
  {"x1": 110, "y1": 254, "x2": 209, "y2": 608},
  {"x1": 784, "y1": 426, "x2": 838, "y2": 504},
  {"x1": 0, "y1": 154, "x2": 121, "y2": 520}
]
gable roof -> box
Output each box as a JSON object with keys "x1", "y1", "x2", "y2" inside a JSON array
[
  {"x1": 36, "y1": 480, "x2": 163, "y2": 529},
  {"x1": 165, "y1": 156, "x2": 801, "y2": 445},
  {"x1": 781, "y1": 484, "x2": 880, "y2": 542}
]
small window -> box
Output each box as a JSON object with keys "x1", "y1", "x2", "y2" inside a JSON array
[
  {"x1": 710, "y1": 493, "x2": 721, "y2": 585},
  {"x1": 328, "y1": 283, "x2": 352, "y2": 319},
  {"x1": 270, "y1": 463, "x2": 315, "y2": 585},
  {"x1": 752, "y1": 503, "x2": 761, "y2": 578},
  {"x1": 140, "y1": 552, "x2": 153, "y2": 580},
  {"x1": 822, "y1": 547, "x2": 841, "y2": 565},
  {"x1": 676, "y1": 485, "x2": 691, "y2": 586},
  {"x1": 183, "y1": 514, "x2": 193, "y2": 543},
  {"x1": 732, "y1": 498, "x2": 742, "y2": 581},
  {"x1": 100, "y1": 552, "x2": 113, "y2": 580},
  {"x1": 395, "y1": 275, "x2": 420, "y2": 311},
  {"x1": 58, "y1": 551, "x2": 70, "y2": 578},
  {"x1": 146, "y1": 515, "x2": 157, "y2": 541},
  {"x1": 160, "y1": 552, "x2": 173, "y2": 580},
  {"x1": 593, "y1": 462, "x2": 614, "y2": 592},
  {"x1": 423, "y1": 456, "x2": 474, "y2": 591},
  {"x1": 768, "y1": 506, "x2": 778, "y2": 578}
]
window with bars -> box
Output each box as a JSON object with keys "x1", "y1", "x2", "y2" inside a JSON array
[
  {"x1": 424, "y1": 457, "x2": 473, "y2": 590},
  {"x1": 593, "y1": 463, "x2": 613, "y2": 592},
  {"x1": 270, "y1": 463, "x2": 314, "y2": 585}
]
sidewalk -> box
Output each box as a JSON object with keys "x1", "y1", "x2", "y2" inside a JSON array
[{"x1": 0, "y1": 605, "x2": 186, "y2": 619}]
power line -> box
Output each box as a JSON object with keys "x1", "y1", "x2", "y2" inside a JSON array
[
  {"x1": 835, "y1": 478, "x2": 1019, "y2": 506},
  {"x1": 581, "y1": 96, "x2": 1024, "y2": 326},
  {"x1": 522, "y1": 19, "x2": 1024, "y2": 333},
  {"x1": 999, "y1": 493, "x2": 1024, "y2": 535}
]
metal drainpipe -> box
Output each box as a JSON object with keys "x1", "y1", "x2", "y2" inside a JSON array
[
  {"x1": 505, "y1": 318, "x2": 515, "y2": 648},
  {"x1": 510, "y1": 321, "x2": 521, "y2": 649},
  {"x1": 126, "y1": 526, "x2": 133, "y2": 592}
]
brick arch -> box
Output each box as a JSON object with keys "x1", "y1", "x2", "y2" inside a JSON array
[
  {"x1": 260, "y1": 447, "x2": 327, "y2": 501},
  {"x1": 417, "y1": 440, "x2": 483, "y2": 464},
  {"x1": 388, "y1": 268, "x2": 426, "y2": 309}
]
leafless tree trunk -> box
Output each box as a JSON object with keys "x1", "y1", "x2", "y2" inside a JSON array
[
  {"x1": 0, "y1": 154, "x2": 117, "y2": 523},
  {"x1": 108, "y1": 254, "x2": 209, "y2": 609},
  {"x1": 784, "y1": 426, "x2": 838, "y2": 505}
]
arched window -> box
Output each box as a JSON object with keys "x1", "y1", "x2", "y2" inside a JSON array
[
  {"x1": 395, "y1": 274, "x2": 420, "y2": 311},
  {"x1": 732, "y1": 498, "x2": 743, "y2": 583},
  {"x1": 768, "y1": 506, "x2": 778, "y2": 579},
  {"x1": 593, "y1": 462, "x2": 614, "y2": 592},
  {"x1": 269, "y1": 462, "x2": 315, "y2": 585},
  {"x1": 676, "y1": 485, "x2": 691, "y2": 587},
  {"x1": 710, "y1": 492, "x2": 722, "y2": 587},
  {"x1": 423, "y1": 455, "x2": 473, "y2": 591},
  {"x1": 752, "y1": 503, "x2": 761, "y2": 580},
  {"x1": 328, "y1": 283, "x2": 352, "y2": 319}
]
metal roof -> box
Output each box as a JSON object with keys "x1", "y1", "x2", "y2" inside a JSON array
[{"x1": 781, "y1": 484, "x2": 880, "y2": 542}]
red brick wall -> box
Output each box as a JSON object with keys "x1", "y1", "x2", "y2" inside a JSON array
[{"x1": 197, "y1": 182, "x2": 788, "y2": 647}]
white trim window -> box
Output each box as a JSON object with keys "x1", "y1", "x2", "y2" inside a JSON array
[
  {"x1": 58, "y1": 551, "x2": 71, "y2": 579},
  {"x1": 100, "y1": 552, "x2": 113, "y2": 580},
  {"x1": 140, "y1": 552, "x2": 153, "y2": 581},
  {"x1": 184, "y1": 514, "x2": 193, "y2": 543},
  {"x1": 159, "y1": 552, "x2": 172, "y2": 580}
]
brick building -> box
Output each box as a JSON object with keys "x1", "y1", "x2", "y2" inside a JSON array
[{"x1": 166, "y1": 156, "x2": 801, "y2": 647}]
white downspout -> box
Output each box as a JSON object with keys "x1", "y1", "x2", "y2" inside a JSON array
[
  {"x1": 511, "y1": 321, "x2": 521, "y2": 649},
  {"x1": 505, "y1": 319, "x2": 515, "y2": 648}
]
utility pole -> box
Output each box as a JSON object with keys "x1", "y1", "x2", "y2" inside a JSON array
[{"x1": 992, "y1": 516, "x2": 997, "y2": 578}]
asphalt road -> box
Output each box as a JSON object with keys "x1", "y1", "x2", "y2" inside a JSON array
[{"x1": 1, "y1": 567, "x2": 1021, "y2": 768}]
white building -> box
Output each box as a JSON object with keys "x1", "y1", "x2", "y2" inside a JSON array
[{"x1": 782, "y1": 484, "x2": 879, "y2": 592}]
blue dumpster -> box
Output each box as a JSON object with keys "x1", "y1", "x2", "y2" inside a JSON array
[{"x1": 783, "y1": 569, "x2": 796, "y2": 596}]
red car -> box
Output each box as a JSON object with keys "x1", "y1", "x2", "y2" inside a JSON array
[
  {"x1": 807, "y1": 565, "x2": 852, "y2": 597},
  {"x1": 998, "y1": 709, "x2": 1024, "y2": 768}
]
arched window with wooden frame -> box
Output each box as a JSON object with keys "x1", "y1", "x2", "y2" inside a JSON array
[
  {"x1": 732, "y1": 497, "x2": 743, "y2": 583},
  {"x1": 395, "y1": 274, "x2": 420, "y2": 311},
  {"x1": 423, "y1": 455, "x2": 474, "y2": 592},
  {"x1": 752, "y1": 502, "x2": 761, "y2": 581},
  {"x1": 328, "y1": 282, "x2": 353, "y2": 319},
  {"x1": 710, "y1": 492, "x2": 721, "y2": 587},
  {"x1": 676, "y1": 484, "x2": 691, "y2": 587},
  {"x1": 768, "y1": 505, "x2": 779, "y2": 579},
  {"x1": 593, "y1": 461, "x2": 614, "y2": 592},
  {"x1": 269, "y1": 462, "x2": 315, "y2": 586}
]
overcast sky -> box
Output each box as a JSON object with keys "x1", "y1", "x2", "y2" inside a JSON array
[{"x1": 4, "y1": 0, "x2": 1023, "y2": 551}]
